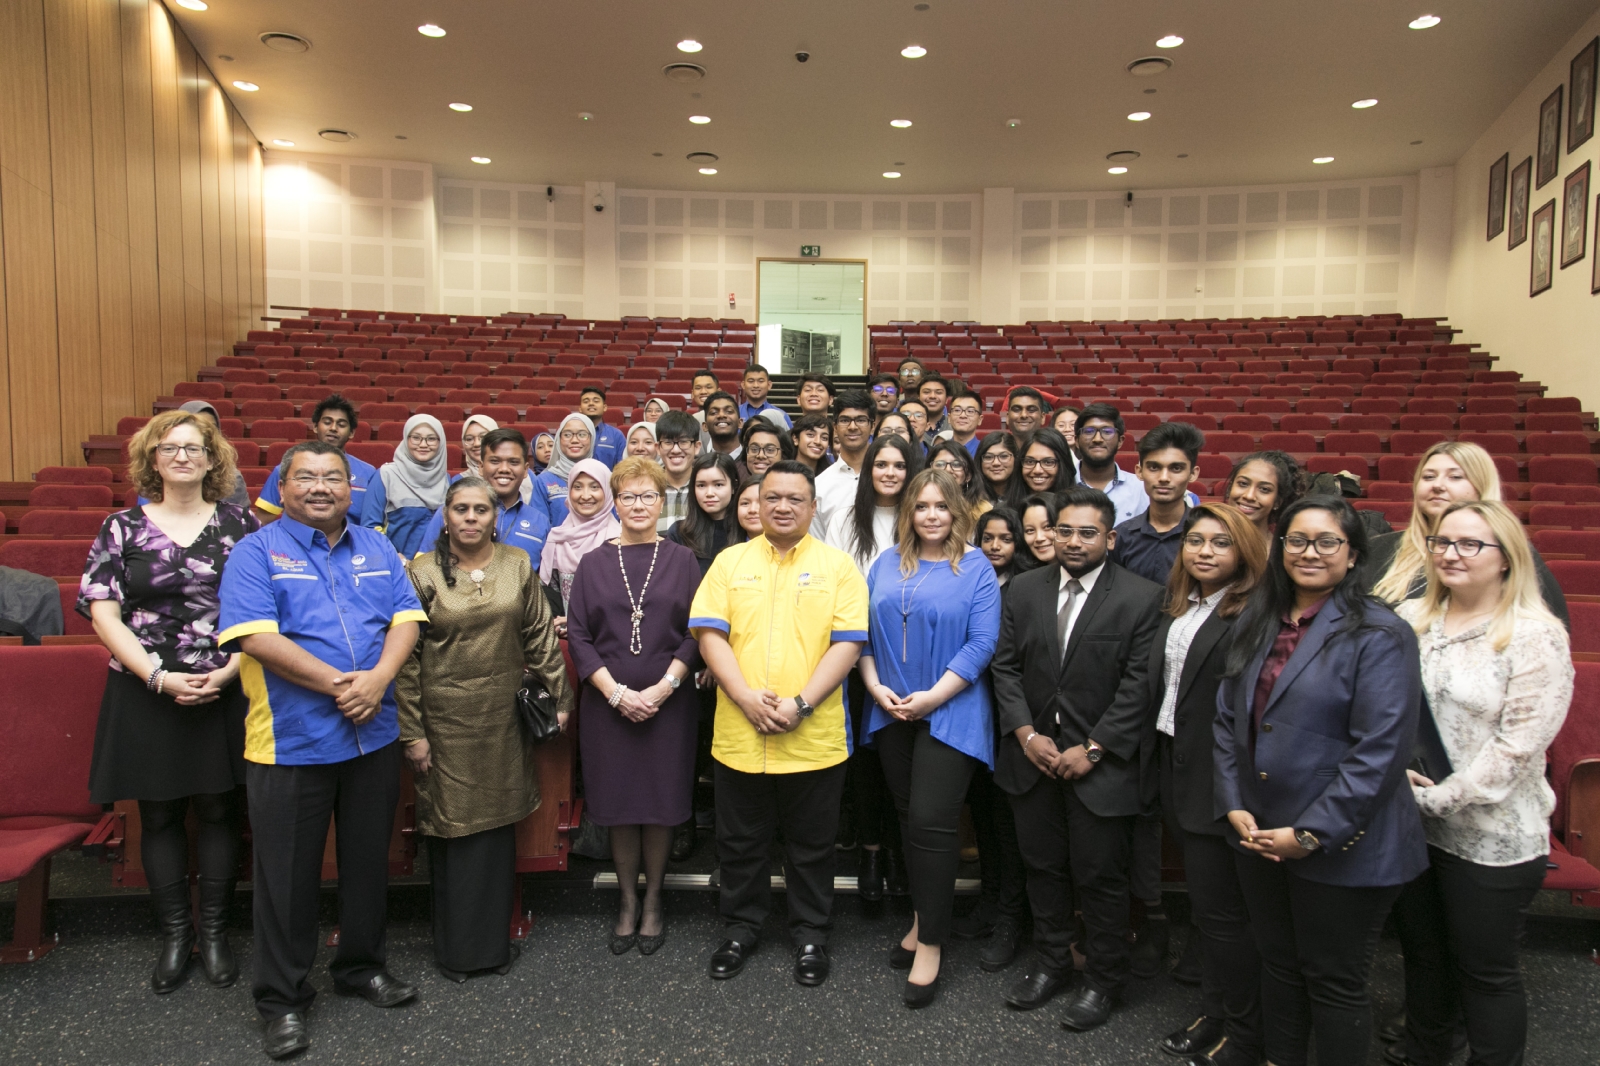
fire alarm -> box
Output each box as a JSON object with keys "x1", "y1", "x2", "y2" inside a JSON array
[{"x1": 727, "y1": 292, "x2": 737, "y2": 309}]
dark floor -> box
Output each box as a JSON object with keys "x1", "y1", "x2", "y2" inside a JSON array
[{"x1": 4, "y1": 851, "x2": 1600, "y2": 1066}]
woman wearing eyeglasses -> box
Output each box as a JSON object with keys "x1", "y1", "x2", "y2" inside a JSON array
[
  {"x1": 1215, "y1": 496, "x2": 1426, "y2": 1066},
  {"x1": 79, "y1": 409, "x2": 258, "y2": 992},
  {"x1": 565, "y1": 457, "x2": 701, "y2": 956},
  {"x1": 975, "y1": 431, "x2": 1027, "y2": 513},
  {"x1": 361, "y1": 414, "x2": 448, "y2": 557},
  {"x1": 738, "y1": 420, "x2": 795, "y2": 481},
  {"x1": 926, "y1": 440, "x2": 988, "y2": 524},
  {"x1": 531, "y1": 412, "x2": 597, "y2": 528},
  {"x1": 1019, "y1": 426, "x2": 1077, "y2": 496}
]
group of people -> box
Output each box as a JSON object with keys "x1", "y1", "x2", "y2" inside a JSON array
[{"x1": 76, "y1": 365, "x2": 1573, "y2": 1065}]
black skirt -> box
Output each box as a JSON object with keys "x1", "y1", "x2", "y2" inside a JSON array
[
  {"x1": 87, "y1": 668, "x2": 247, "y2": 804},
  {"x1": 427, "y1": 825, "x2": 516, "y2": 972}
]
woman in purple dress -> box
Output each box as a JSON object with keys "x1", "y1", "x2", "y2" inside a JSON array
[{"x1": 566, "y1": 457, "x2": 701, "y2": 957}]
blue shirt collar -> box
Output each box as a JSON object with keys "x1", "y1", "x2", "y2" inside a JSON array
[{"x1": 275, "y1": 513, "x2": 355, "y2": 550}]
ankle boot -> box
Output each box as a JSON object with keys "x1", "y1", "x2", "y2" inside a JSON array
[
  {"x1": 196, "y1": 877, "x2": 238, "y2": 987},
  {"x1": 885, "y1": 849, "x2": 910, "y2": 897},
  {"x1": 149, "y1": 880, "x2": 195, "y2": 993}
]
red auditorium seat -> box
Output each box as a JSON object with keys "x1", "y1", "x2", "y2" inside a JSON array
[
  {"x1": 28, "y1": 485, "x2": 113, "y2": 509},
  {"x1": 1531, "y1": 530, "x2": 1600, "y2": 560},
  {"x1": 1531, "y1": 505, "x2": 1600, "y2": 529},
  {"x1": 1526, "y1": 433, "x2": 1594, "y2": 456},
  {"x1": 1526, "y1": 413, "x2": 1586, "y2": 432},
  {"x1": 1323, "y1": 431, "x2": 1382, "y2": 454},
  {"x1": 1528, "y1": 396, "x2": 1582, "y2": 414},
  {"x1": 0, "y1": 539, "x2": 93, "y2": 579},
  {"x1": 17, "y1": 510, "x2": 111, "y2": 536},
  {"x1": 1532, "y1": 484, "x2": 1600, "y2": 504},
  {"x1": 34, "y1": 466, "x2": 112, "y2": 485},
  {"x1": 248, "y1": 419, "x2": 311, "y2": 441},
  {"x1": 1550, "y1": 560, "x2": 1600, "y2": 596},
  {"x1": 1529, "y1": 457, "x2": 1599, "y2": 484}
]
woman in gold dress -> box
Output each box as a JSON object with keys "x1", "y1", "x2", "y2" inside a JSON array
[{"x1": 397, "y1": 476, "x2": 575, "y2": 982}]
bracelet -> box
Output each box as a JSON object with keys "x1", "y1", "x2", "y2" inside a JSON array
[
  {"x1": 608, "y1": 683, "x2": 628, "y2": 708},
  {"x1": 147, "y1": 668, "x2": 166, "y2": 693},
  {"x1": 1022, "y1": 731, "x2": 1040, "y2": 752}
]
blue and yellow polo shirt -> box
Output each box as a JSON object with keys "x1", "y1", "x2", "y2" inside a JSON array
[
  {"x1": 412, "y1": 480, "x2": 550, "y2": 570},
  {"x1": 689, "y1": 534, "x2": 868, "y2": 775},
  {"x1": 217, "y1": 515, "x2": 428, "y2": 765},
  {"x1": 253, "y1": 452, "x2": 376, "y2": 516}
]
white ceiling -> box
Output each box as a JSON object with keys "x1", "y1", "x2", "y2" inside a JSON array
[{"x1": 176, "y1": 0, "x2": 1600, "y2": 193}]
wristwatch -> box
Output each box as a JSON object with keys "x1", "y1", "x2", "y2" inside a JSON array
[
  {"x1": 793, "y1": 694, "x2": 815, "y2": 719},
  {"x1": 1083, "y1": 739, "x2": 1105, "y2": 764},
  {"x1": 1294, "y1": 829, "x2": 1322, "y2": 852},
  {"x1": 662, "y1": 674, "x2": 681, "y2": 691}
]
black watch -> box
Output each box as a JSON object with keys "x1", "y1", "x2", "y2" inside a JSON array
[{"x1": 793, "y1": 695, "x2": 814, "y2": 719}]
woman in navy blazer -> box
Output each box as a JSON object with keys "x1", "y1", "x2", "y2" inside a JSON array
[{"x1": 1214, "y1": 496, "x2": 1427, "y2": 1066}]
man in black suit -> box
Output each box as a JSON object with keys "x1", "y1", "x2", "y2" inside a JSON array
[{"x1": 990, "y1": 486, "x2": 1163, "y2": 1031}]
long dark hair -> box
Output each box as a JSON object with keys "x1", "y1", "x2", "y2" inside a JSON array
[
  {"x1": 1225, "y1": 450, "x2": 1305, "y2": 530},
  {"x1": 1222, "y1": 495, "x2": 1376, "y2": 678},
  {"x1": 1021, "y1": 426, "x2": 1077, "y2": 494},
  {"x1": 977, "y1": 506, "x2": 1038, "y2": 582},
  {"x1": 1019, "y1": 492, "x2": 1061, "y2": 566},
  {"x1": 433, "y1": 476, "x2": 497, "y2": 588},
  {"x1": 850, "y1": 433, "x2": 922, "y2": 562},
  {"x1": 926, "y1": 439, "x2": 982, "y2": 508},
  {"x1": 678, "y1": 452, "x2": 742, "y2": 558},
  {"x1": 975, "y1": 430, "x2": 1025, "y2": 512}
]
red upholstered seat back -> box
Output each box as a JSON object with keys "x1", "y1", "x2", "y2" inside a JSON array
[
  {"x1": 0, "y1": 539, "x2": 94, "y2": 578},
  {"x1": 1552, "y1": 662, "x2": 1600, "y2": 835},
  {"x1": 0, "y1": 645, "x2": 109, "y2": 822},
  {"x1": 29, "y1": 484, "x2": 114, "y2": 508}
]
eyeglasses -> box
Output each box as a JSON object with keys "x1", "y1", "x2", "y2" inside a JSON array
[
  {"x1": 746, "y1": 444, "x2": 781, "y2": 458},
  {"x1": 1054, "y1": 526, "x2": 1104, "y2": 542},
  {"x1": 408, "y1": 435, "x2": 440, "y2": 446},
  {"x1": 1182, "y1": 534, "x2": 1235, "y2": 551},
  {"x1": 559, "y1": 430, "x2": 591, "y2": 442},
  {"x1": 289, "y1": 474, "x2": 349, "y2": 487},
  {"x1": 951, "y1": 405, "x2": 982, "y2": 416},
  {"x1": 1022, "y1": 456, "x2": 1059, "y2": 470},
  {"x1": 870, "y1": 385, "x2": 898, "y2": 395},
  {"x1": 156, "y1": 444, "x2": 208, "y2": 458},
  {"x1": 981, "y1": 452, "x2": 1014, "y2": 465},
  {"x1": 617, "y1": 492, "x2": 662, "y2": 507},
  {"x1": 659, "y1": 438, "x2": 694, "y2": 452},
  {"x1": 931, "y1": 459, "x2": 964, "y2": 472},
  {"x1": 1078, "y1": 426, "x2": 1119, "y2": 440},
  {"x1": 1425, "y1": 536, "x2": 1502, "y2": 558},
  {"x1": 836, "y1": 415, "x2": 873, "y2": 427},
  {"x1": 1282, "y1": 534, "x2": 1348, "y2": 555}
]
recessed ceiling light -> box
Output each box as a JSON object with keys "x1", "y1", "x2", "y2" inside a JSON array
[
  {"x1": 1352, "y1": 98, "x2": 1378, "y2": 109},
  {"x1": 579, "y1": 111, "x2": 594, "y2": 121},
  {"x1": 1313, "y1": 156, "x2": 1335, "y2": 164},
  {"x1": 1156, "y1": 35, "x2": 1183, "y2": 48},
  {"x1": 1128, "y1": 111, "x2": 1152, "y2": 121},
  {"x1": 698, "y1": 167, "x2": 718, "y2": 175},
  {"x1": 883, "y1": 171, "x2": 902, "y2": 178},
  {"x1": 175, "y1": 0, "x2": 207, "y2": 10},
  {"x1": 890, "y1": 119, "x2": 913, "y2": 128},
  {"x1": 448, "y1": 102, "x2": 472, "y2": 112},
  {"x1": 677, "y1": 39, "x2": 703, "y2": 53},
  {"x1": 1108, "y1": 166, "x2": 1129, "y2": 174},
  {"x1": 417, "y1": 24, "x2": 446, "y2": 38},
  {"x1": 470, "y1": 156, "x2": 491, "y2": 164},
  {"x1": 231, "y1": 81, "x2": 259, "y2": 91},
  {"x1": 901, "y1": 45, "x2": 927, "y2": 58},
  {"x1": 689, "y1": 114, "x2": 711, "y2": 124},
  {"x1": 1409, "y1": 14, "x2": 1441, "y2": 30},
  {"x1": 271, "y1": 138, "x2": 294, "y2": 147}
]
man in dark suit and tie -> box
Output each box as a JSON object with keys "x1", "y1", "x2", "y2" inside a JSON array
[{"x1": 990, "y1": 486, "x2": 1164, "y2": 1031}]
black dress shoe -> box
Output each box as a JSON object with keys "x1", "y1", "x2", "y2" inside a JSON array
[
  {"x1": 884, "y1": 849, "x2": 910, "y2": 896},
  {"x1": 708, "y1": 939, "x2": 754, "y2": 979},
  {"x1": 1162, "y1": 1015, "x2": 1225, "y2": 1057},
  {"x1": 979, "y1": 917, "x2": 1023, "y2": 973},
  {"x1": 1189, "y1": 1035, "x2": 1264, "y2": 1066},
  {"x1": 857, "y1": 848, "x2": 885, "y2": 903},
  {"x1": 1130, "y1": 914, "x2": 1170, "y2": 979},
  {"x1": 949, "y1": 909, "x2": 996, "y2": 940},
  {"x1": 610, "y1": 931, "x2": 638, "y2": 955},
  {"x1": 262, "y1": 1012, "x2": 310, "y2": 1060},
  {"x1": 794, "y1": 943, "x2": 830, "y2": 986},
  {"x1": 336, "y1": 971, "x2": 418, "y2": 1008},
  {"x1": 889, "y1": 943, "x2": 915, "y2": 970},
  {"x1": 493, "y1": 943, "x2": 521, "y2": 975},
  {"x1": 670, "y1": 821, "x2": 696, "y2": 862},
  {"x1": 1059, "y1": 985, "x2": 1117, "y2": 1031},
  {"x1": 436, "y1": 962, "x2": 470, "y2": 984},
  {"x1": 904, "y1": 971, "x2": 940, "y2": 1008},
  {"x1": 1004, "y1": 967, "x2": 1068, "y2": 1010},
  {"x1": 1378, "y1": 1010, "x2": 1407, "y2": 1044}
]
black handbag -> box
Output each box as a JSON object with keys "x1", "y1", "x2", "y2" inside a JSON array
[{"x1": 515, "y1": 671, "x2": 562, "y2": 745}]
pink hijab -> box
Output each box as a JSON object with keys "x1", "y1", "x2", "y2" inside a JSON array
[{"x1": 539, "y1": 458, "x2": 620, "y2": 582}]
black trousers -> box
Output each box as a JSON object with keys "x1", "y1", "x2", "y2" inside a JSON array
[
  {"x1": 246, "y1": 741, "x2": 401, "y2": 1020},
  {"x1": 875, "y1": 720, "x2": 978, "y2": 945},
  {"x1": 1233, "y1": 852, "x2": 1401, "y2": 1066},
  {"x1": 714, "y1": 759, "x2": 846, "y2": 948},
  {"x1": 138, "y1": 790, "x2": 241, "y2": 887},
  {"x1": 426, "y1": 823, "x2": 516, "y2": 974},
  {"x1": 965, "y1": 766, "x2": 1028, "y2": 924},
  {"x1": 1394, "y1": 846, "x2": 1546, "y2": 1066},
  {"x1": 845, "y1": 669, "x2": 901, "y2": 850},
  {"x1": 1010, "y1": 776, "x2": 1136, "y2": 994},
  {"x1": 1130, "y1": 811, "x2": 1164, "y2": 904}
]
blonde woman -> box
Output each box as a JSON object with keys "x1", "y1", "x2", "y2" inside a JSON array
[
  {"x1": 1365, "y1": 442, "x2": 1567, "y2": 624},
  {"x1": 859, "y1": 469, "x2": 1002, "y2": 1007},
  {"x1": 1390, "y1": 501, "x2": 1573, "y2": 1066}
]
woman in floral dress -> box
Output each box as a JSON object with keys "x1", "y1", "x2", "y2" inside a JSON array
[{"x1": 79, "y1": 409, "x2": 259, "y2": 994}]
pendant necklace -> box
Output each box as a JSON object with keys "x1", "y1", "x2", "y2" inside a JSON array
[
  {"x1": 898, "y1": 561, "x2": 938, "y2": 662},
  {"x1": 618, "y1": 537, "x2": 662, "y2": 655}
]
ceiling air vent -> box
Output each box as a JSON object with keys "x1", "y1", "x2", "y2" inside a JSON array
[
  {"x1": 259, "y1": 32, "x2": 311, "y2": 53},
  {"x1": 1126, "y1": 56, "x2": 1172, "y2": 77},
  {"x1": 318, "y1": 129, "x2": 356, "y2": 142},
  {"x1": 1106, "y1": 150, "x2": 1142, "y2": 163},
  {"x1": 686, "y1": 152, "x2": 719, "y2": 164},
  {"x1": 663, "y1": 63, "x2": 707, "y2": 83}
]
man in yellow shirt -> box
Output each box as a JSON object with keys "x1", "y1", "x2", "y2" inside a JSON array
[{"x1": 690, "y1": 460, "x2": 867, "y2": 987}]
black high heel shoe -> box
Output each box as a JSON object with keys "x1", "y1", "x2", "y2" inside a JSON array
[
  {"x1": 888, "y1": 943, "x2": 915, "y2": 970},
  {"x1": 904, "y1": 967, "x2": 941, "y2": 1008}
]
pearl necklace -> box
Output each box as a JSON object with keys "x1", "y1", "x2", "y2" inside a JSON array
[{"x1": 618, "y1": 537, "x2": 662, "y2": 655}]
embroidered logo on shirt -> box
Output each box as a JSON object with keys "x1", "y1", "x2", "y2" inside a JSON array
[
  {"x1": 352, "y1": 555, "x2": 366, "y2": 566},
  {"x1": 520, "y1": 520, "x2": 530, "y2": 528},
  {"x1": 798, "y1": 573, "x2": 830, "y2": 591},
  {"x1": 269, "y1": 551, "x2": 308, "y2": 572}
]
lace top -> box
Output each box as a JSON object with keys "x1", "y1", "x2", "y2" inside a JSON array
[{"x1": 1397, "y1": 603, "x2": 1573, "y2": 866}]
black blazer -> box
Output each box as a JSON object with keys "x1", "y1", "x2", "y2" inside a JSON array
[
  {"x1": 1144, "y1": 608, "x2": 1236, "y2": 835},
  {"x1": 991, "y1": 560, "x2": 1163, "y2": 816}
]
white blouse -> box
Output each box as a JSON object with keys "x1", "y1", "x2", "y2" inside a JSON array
[
  {"x1": 819, "y1": 504, "x2": 897, "y2": 578},
  {"x1": 1156, "y1": 589, "x2": 1224, "y2": 737},
  {"x1": 1397, "y1": 604, "x2": 1573, "y2": 866}
]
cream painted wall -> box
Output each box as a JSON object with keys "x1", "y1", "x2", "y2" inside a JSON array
[{"x1": 1446, "y1": 7, "x2": 1600, "y2": 410}]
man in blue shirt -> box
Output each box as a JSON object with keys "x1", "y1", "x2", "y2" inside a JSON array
[
  {"x1": 578, "y1": 387, "x2": 627, "y2": 468},
  {"x1": 413, "y1": 428, "x2": 549, "y2": 567},
  {"x1": 738, "y1": 363, "x2": 792, "y2": 429},
  {"x1": 254, "y1": 395, "x2": 377, "y2": 524},
  {"x1": 947, "y1": 392, "x2": 984, "y2": 455},
  {"x1": 1109, "y1": 421, "x2": 1205, "y2": 585},
  {"x1": 1073, "y1": 402, "x2": 1151, "y2": 526},
  {"x1": 217, "y1": 441, "x2": 428, "y2": 1060}
]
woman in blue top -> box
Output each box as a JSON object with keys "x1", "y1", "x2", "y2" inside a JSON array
[
  {"x1": 532, "y1": 412, "x2": 595, "y2": 527},
  {"x1": 860, "y1": 468, "x2": 1001, "y2": 1009},
  {"x1": 362, "y1": 414, "x2": 448, "y2": 557}
]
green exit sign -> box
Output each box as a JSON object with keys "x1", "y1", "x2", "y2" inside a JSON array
[{"x1": 800, "y1": 245, "x2": 821, "y2": 257}]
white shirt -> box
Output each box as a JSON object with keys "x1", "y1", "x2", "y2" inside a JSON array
[
  {"x1": 813, "y1": 459, "x2": 862, "y2": 537},
  {"x1": 1157, "y1": 589, "x2": 1225, "y2": 737},
  {"x1": 820, "y1": 504, "x2": 897, "y2": 578},
  {"x1": 1057, "y1": 561, "x2": 1105, "y2": 642}
]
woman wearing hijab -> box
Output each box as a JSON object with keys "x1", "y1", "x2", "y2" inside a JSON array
[
  {"x1": 641, "y1": 397, "x2": 674, "y2": 424},
  {"x1": 532, "y1": 413, "x2": 597, "y2": 527},
  {"x1": 531, "y1": 432, "x2": 554, "y2": 475},
  {"x1": 626, "y1": 421, "x2": 660, "y2": 461},
  {"x1": 461, "y1": 414, "x2": 500, "y2": 479},
  {"x1": 539, "y1": 457, "x2": 621, "y2": 626},
  {"x1": 361, "y1": 414, "x2": 449, "y2": 557}
]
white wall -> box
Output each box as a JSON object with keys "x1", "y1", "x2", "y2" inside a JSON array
[
  {"x1": 435, "y1": 179, "x2": 587, "y2": 319},
  {"x1": 1446, "y1": 8, "x2": 1600, "y2": 411}
]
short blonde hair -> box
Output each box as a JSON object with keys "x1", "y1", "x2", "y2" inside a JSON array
[
  {"x1": 1373, "y1": 442, "x2": 1502, "y2": 603},
  {"x1": 128, "y1": 409, "x2": 239, "y2": 503},
  {"x1": 895, "y1": 469, "x2": 974, "y2": 577},
  {"x1": 609, "y1": 455, "x2": 670, "y2": 494}
]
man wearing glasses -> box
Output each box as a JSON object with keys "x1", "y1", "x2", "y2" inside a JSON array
[
  {"x1": 218, "y1": 441, "x2": 429, "y2": 1059},
  {"x1": 867, "y1": 373, "x2": 901, "y2": 414},
  {"x1": 990, "y1": 486, "x2": 1163, "y2": 1032},
  {"x1": 812, "y1": 390, "x2": 876, "y2": 537},
  {"x1": 946, "y1": 393, "x2": 985, "y2": 455},
  {"x1": 1073, "y1": 403, "x2": 1150, "y2": 525},
  {"x1": 655, "y1": 411, "x2": 701, "y2": 533}
]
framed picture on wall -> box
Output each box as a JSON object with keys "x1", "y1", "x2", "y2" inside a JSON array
[
  {"x1": 1509, "y1": 157, "x2": 1533, "y2": 248},
  {"x1": 1590, "y1": 195, "x2": 1600, "y2": 292},
  {"x1": 1538, "y1": 86, "x2": 1563, "y2": 188},
  {"x1": 1531, "y1": 199, "x2": 1557, "y2": 296},
  {"x1": 1487, "y1": 153, "x2": 1509, "y2": 239},
  {"x1": 1563, "y1": 161, "x2": 1591, "y2": 267},
  {"x1": 1571, "y1": 37, "x2": 1599, "y2": 152}
]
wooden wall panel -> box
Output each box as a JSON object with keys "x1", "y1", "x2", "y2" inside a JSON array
[
  {"x1": 146, "y1": 2, "x2": 188, "y2": 392},
  {"x1": 88, "y1": 0, "x2": 134, "y2": 431},
  {"x1": 120, "y1": 0, "x2": 162, "y2": 408},
  {"x1": 175, "y1": 33, "x2": 205, "y2": 380},
  {"x1": 197, "y1": 74, "x2": 223, "y2": 374}
]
